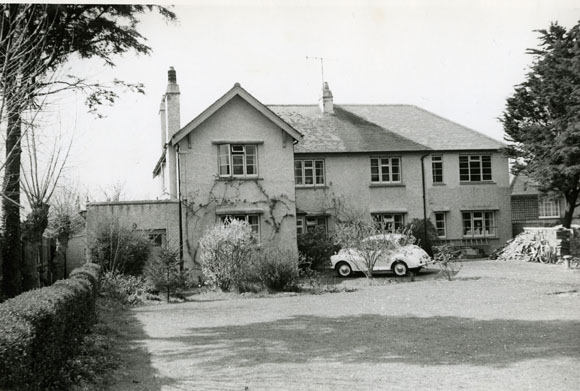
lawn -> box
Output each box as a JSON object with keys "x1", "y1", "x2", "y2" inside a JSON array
[{"x1": 105, "y1": 260, "x2": 580, "y2": 391}]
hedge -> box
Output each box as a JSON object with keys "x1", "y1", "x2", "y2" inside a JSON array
[{"x1": 0, "y1": 262, "x2": 101, "y2": 390}]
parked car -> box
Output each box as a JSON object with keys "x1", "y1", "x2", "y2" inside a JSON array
[{"x1": 331, "y1": 234, "x2": 431, "y2": 277}]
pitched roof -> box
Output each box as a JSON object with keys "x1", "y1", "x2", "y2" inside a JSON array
[
  {"x1": 510, "y1": 174, "x2": 540, "y2": 196},
  {"x1": 269, "y1": 104, "x2": 504, "y2": 153},
  {"x1": 172, "y1": 83, "x2": 303, "y2": 145},
  {"x1": 342, "y1": 105, "x2": 505, "y2": 151},
  {"x1": 268, "y1": 105, "x2": 428, "y2": 153}
]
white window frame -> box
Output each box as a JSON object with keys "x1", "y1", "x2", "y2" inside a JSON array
[
  {"x1": 432, "y1": 155, "x2": 444, "y2": 183},
  {"x1": 218, "y1": 144, "x2": 258, "y2": 178},
  {"x1": 371, "y1": 157, "x2": 402, "y2": 184},
  {"x1": 372, "y1": 213, "x2": 405, "y2": 233},
  {"x1": 538, "y1": 198, "x2": 560, "y2": 218},
  {"x1": 295, "y1": 159, "x2": 325, "y2": 186},
  {"x1": 434, "y1": 212, "x2": 446, "y2": 238},
  {"x1": 462, "y1": 211, "x2": 496, "y2": 238},
  {"x1": 459, "y1": 155, "x2": 492, "y2": 182},
  {"x1": 221, "y1": 214, "x2": 260, "y2": 241}
]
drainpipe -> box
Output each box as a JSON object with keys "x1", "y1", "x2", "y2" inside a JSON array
[
  {"x1": 420, "y1": 154, "x2": 430, "y2": 245},
  {"x1": 176, "y1": 143, "x2": 184, "y2": 271}
]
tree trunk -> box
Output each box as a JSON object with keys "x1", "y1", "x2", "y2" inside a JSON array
[
  {"x1": 1, "y1": 94, "x2": 23, "y2": 298},
  {"x1": 562, "y1": 191, "x2": 579, "y2": 229}
]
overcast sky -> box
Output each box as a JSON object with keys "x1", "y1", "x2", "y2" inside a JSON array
[{"x1": 47, "y1": 0, "x2": 580, "y2": 201}]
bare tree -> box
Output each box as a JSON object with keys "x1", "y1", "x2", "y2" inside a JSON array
[{"x1": 20, "y1": 127, "x2": 71, "y2": 289}]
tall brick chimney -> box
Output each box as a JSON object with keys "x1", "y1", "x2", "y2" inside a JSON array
[{"x1": 319, "y1": 82, "x2": 334, "y2": 114}]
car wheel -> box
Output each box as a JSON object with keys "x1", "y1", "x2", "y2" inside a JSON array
[
  {"x1": 392, "y1": 261, "x2": 409, "y2": 277},
  {"x1": 336, "y1": 262, "x2": 353, "y2": 277}
]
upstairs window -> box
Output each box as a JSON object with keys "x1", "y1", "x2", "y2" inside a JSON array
[
  {"x1": 295, "y1": 159, "x2": 325, "y2": 186},
  {"x1": 432, "y1": 156, "x2": 443, "y2": 183},
  {"x1": 538, "y1": 198, "x2": 560, "y2": 218},
  {"x1": 459, "y1": 155, "x2": 492, "y2": 182},
  {"x1": 218, "y1": 144, "x2": 257, "y2": 178},
  {"x1": 371, "y1": 157, "x2": 401, "y2": 183}
]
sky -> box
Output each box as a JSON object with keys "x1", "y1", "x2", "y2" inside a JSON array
[{"x1": 43, "y1": 0, "x2": 580, "y2": 201}]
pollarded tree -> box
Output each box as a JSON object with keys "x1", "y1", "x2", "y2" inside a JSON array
[
  {"x1": 0, "y1": 4, "x2": 176, "y2": 297},
  {"x1": 501, "y1": 22, "x2": 580, "y2": 228}
]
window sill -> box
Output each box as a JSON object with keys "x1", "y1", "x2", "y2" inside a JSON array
[
  {"x1": 459, "y1": 181, "x2": 496, "y2": 185},
  {"x1": 432, "y1": 183, "x2": 446, "y2": 186},
  {"x1": 216, "y1": 176, "x2": 263, "y2": 181},
  {"x1": 369, "y1": 183, "x2": 405, "y2": 188},
  {"x1": 296, "y1": 185, "x2": 328, "y2": 190},
  {"x1": 462, "y1": 236, "x2": 498, "y2": 240},
  {"x1": 538, "y1": 216, "x2": 560, "y2": 219}
]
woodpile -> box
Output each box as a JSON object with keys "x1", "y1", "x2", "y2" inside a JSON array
[{"x1": 495, "y1": 230, "x2": 558, "y2": 264}]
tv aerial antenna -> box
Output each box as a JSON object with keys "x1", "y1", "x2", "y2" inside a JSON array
[{"x1": 306, "y1": 56, "x2": 335, "y2": 86}]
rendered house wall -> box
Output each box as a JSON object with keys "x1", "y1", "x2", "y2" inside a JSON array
[{"x1": 177, "y1": 95, "x2": 298, "y2": 266}]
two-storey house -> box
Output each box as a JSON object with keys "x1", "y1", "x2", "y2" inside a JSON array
[{"x1": 87, "y1": 68, "x2": 511, "y2": 269}]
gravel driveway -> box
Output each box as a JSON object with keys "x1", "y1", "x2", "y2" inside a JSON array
[{"x1": 110, "y1": 260, "x2": 580, "y2": 391}]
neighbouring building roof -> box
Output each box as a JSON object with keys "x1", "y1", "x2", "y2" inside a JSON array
[
  {"x1": 510, "y1": 174, "x2": 541, "y2": 196},
  {"x1": 269, "y1": 104, "x2": 504, "y2": 153}
]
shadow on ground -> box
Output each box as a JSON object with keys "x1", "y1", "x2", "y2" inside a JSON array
[
  {"x1": 154, "y1": 314, "x2": 580, "y2": 369},
  {"x1": 105, "y1": 308, "x2": 177, "y2": 391}
]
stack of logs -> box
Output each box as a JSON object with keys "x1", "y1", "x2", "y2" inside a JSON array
[{"x1": 495, "y1": 230, "x2": 559, "y2": 264}]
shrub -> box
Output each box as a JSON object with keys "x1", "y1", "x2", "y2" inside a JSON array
[
  {"x1": 0, "y1": 263, "x2": 101, "y2": 390},
  {"x1": 297, "y1": 227, "x2": 340, "y2": 270},
  {"x1": 433, "y1": 245, "x2": 463, "y2": 280},
  {"x1": 87, "y1": 216, "x2": 152, "y2": 275},
  {"x1": 145, "y1": 247, "x2": 191, "y2": 301},
  {"x1": 405, "y1": 218, "x2": 438, "y2": 257},
  {"x1": 199, "y1": 219, "x2": 255, "y2": 292},
  {"x1": 251, "y1": 246, "x2": 300, "y2": 292},
  {"x1": 100, "y1": 271, "x2": 155, "y2": 305}
]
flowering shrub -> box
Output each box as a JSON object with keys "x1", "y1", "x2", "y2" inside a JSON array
[
  {"x1": 100, "y1": 271, "x2": 155, "y2": 305},
  {"x1": 199, "y1": 219, "x2": 255, "y2": 292}
]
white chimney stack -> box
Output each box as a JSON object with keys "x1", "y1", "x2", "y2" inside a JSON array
[{"x1": 319, "y1": 82, "x2": 334, "y2": 114}]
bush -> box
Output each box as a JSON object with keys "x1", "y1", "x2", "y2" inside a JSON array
[
  {"x1": 433, "y1": 245, "x2": 463, "y2": 280},
  {"x1": 88, "y1": 216, "x2": 152, "y2": 275},
  {"x1": 297, "y1": 227, "x2": 339, "y2": 270},
  {"x1": 100, "y1": 271, "x2": 155, "y2": 305},
  {"x1": 251, "y1": 246, "x2": 300, "y2": 292},
  {"x1": 199, "y1": 219, "x2": 255, "y2": 292},
  {"x1": 145, "y1": 247, "x2": 191, "y2": 301},
  {"x1": 0, "y1": 263, "x2": 101, "y2": 390},
  {"x1": 405, "y1": 218, "x2": 438, "y2": 257}
]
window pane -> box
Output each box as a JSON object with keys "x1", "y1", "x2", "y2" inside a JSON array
[
  {"x1": 462, "y1": 212, "x2": 472, "y2": 236},
  {"x1": 459, "y1": 156, "x2": 469, "y2": 181},
  {"x1": 315, "y1": 160, "x2": 324, "y2": 184},
  {"x1": 470, "y1": 159, "x2": 481, "y2": 182},
  {"x1": 435, "y1": 213, "x2": 446, "y2": 237},
  {"x1": 232, "y1": 155, "x2": 244, "y2": 175},
  {"x1": 294, "y1": 161, "x2": 303, "y2": 185}
]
